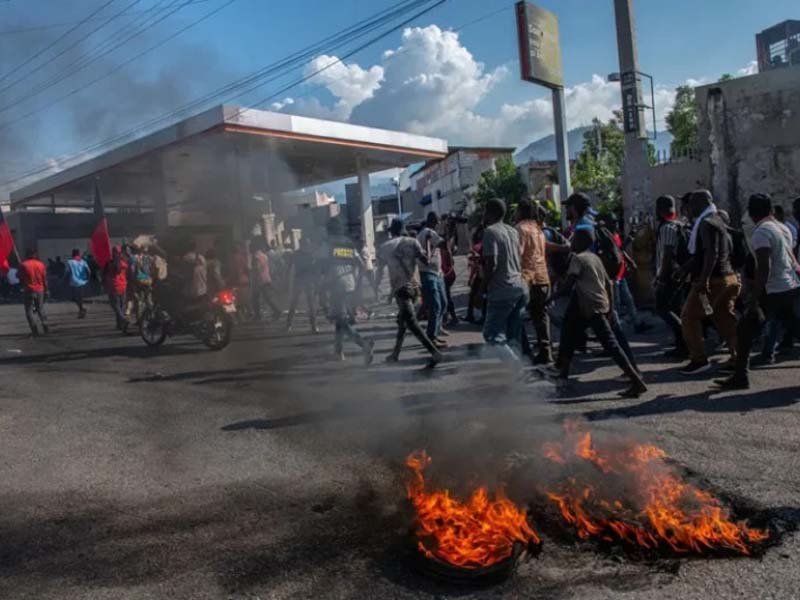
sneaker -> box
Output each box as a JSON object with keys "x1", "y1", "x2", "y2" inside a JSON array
[
  {"x1": 714, "y1": 375, "x2": 750, "y2": 390},
  {"x1": 750, "y1": 355, "x2": 776, "y2": 368},
  {"x1": 433, "y1": 338, "x2": 449, "y2": 349},
  {"x1": 425, "y1": 351, "x2": 443, "y2": 369},
  {"x1": 363, "y1": 340, "x2": 375, "y2": 366},
  {"x1": 439, "y1": 328, "x2": 451, "y2": 337},
  {"x1": 619, "y1": 381, "x2": 648, "y2": 398},
  {"x1": 680, "y1": 360, "x2": 711, "y2": 375},
  {"x1": 385, "y1": 353, "x2": 399, "y2": 364}
]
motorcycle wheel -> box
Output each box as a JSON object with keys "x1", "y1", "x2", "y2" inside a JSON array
[
  {"x1": 140, "y1": 308, "x2": 167, "y2": 347},
  {"x1": 201, "y1": 309, "x2": 233, "y2": 351}
]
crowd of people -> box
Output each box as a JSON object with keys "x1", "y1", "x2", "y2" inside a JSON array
[{"x1": 8, "y1": 188, "x2": 800, "y2": 398}]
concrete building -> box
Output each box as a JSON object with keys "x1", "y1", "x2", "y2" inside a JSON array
[
  {"x1": 650, "y1": 23, "x2": 799, "y2": 223},
  {"x1": 405, "y1": 147, "x2": 515, "y2": 220},
  {"x1": 519, "y1": 160, "x2": 573, "y2": 205},
  {"x1": 9, "y1": 105, "x2": 447, "y2": 262}
]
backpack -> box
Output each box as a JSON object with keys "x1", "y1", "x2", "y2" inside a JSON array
[
  {"x1": 595, "y1": 226, "x2": 624, "y2": 280},
  {"x1": 673, "y1": 222, "x2": 692, "y2": 267},
  {"x1": 134, "y1": 255, "x2": 153, "y2": 285}
]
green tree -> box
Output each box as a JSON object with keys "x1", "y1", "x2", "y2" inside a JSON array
[
  {"x1": 718, "y1": 73, "x2": 734, "y2": 82},
  {"x1": 472, "y1": 156, "x2": 527, "y2": 224},
  {"x1": 572, "y1": 116, "x2": 626, "y2": 214},
  {"x1": 665, "y1": 84, "x2": 698, "y2": 157}
]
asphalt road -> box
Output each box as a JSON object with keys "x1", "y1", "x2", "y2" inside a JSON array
[{"x1": 0, "y1": 282, "x2": 798, "y2": 599}]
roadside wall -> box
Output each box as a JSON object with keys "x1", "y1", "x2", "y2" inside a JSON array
[{"x1": 696, "y1": 67, "x2": 800, "y2": 225}]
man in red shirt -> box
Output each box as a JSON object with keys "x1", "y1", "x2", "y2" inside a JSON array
[
  {"x1": 105, "y1": 245, "x2": 129, "y2": 332},
  {"x1": 19, "y1": 249, "x2": 49, "y2": 336}
]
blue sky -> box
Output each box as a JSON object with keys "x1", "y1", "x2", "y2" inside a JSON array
[{"x1": 0, "y1": 0, "x2": 796, "y2": 194}]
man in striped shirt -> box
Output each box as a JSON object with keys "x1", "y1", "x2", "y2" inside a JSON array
[{"x1": 654, "y1": 195, "x2": 688, "y2": 358}]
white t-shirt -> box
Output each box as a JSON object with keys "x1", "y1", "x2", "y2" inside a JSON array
[
  {"x1": 751, "y1": 219, "x2": 800, "y2": 294},
  {"x1": 416, "y1": 227, "x2": 443, "y2": 275}
]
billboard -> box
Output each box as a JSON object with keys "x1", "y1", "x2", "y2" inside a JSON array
[{"x1": 515, "y1": 2, "x2": 563, "y2": 89}]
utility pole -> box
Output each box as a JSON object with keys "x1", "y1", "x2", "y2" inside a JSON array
[{"x1": 613, "y1": 0, "x2": 652, "y2": 228}]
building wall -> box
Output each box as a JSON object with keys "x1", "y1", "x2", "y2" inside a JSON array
[
  {"x1": 6, "y1": 211, "x2": 155, "y2": 260},
  {"x1": 696, "y1": 66, "x2": 800, "y2": 225},
  {"x1": 409, "y1": 149, "x2": 513, "y2": 217},
  {"x1": 649, "y1": 159, "x2": 710, "y2": 202}
]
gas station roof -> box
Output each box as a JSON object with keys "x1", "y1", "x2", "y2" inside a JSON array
[{"x1": 9, "y1": 105, "x2": 448, "y2": 211}]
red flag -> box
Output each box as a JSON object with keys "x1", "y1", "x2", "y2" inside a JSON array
[
  {"x1": 0, "y1": 206, "x2": 15, "y2": 274},
  {"x1": 90, "y1": 181, "x2": 112, "y2": 270}
]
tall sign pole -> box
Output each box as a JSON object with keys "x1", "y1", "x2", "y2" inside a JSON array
[
  {"x1": 613, "y1": 0, "x2": 652, "y2": 228},
  {"x1": 515, "y1": 2, "x2": 571, "y2": 228}
]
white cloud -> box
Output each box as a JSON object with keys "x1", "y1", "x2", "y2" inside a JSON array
[
  {"x1": 303, "y1": 54, "x2": 383, "y2": 120},
  {"x1": 737, "y1": 61, "x2": 758, "y2": 77},
  {"x1": 275, "y1": 25, "x2": 753, "y2": 149}
]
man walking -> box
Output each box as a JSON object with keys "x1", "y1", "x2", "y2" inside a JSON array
[
  {"x1": 717, "y1": 194, "x2": 800, "y2": 389},
  {"x1": 552, "y1": 230, "x2": 648, "y2": 398},
  {"x1": 377, "y1": 219, "x2": 442, "y2": 367},
  {"x1": 286, "y1": 236, "x2": 319, "y2": 333},
  {"x1": 515, "y1": 199, "x2": 552, "y2": 364},
  {"x1": 654, "y1": 196, "x2": 688, "y2": 358},
  {"x1": 19, "y1": 249, "x2": 49, "y2": 336},
  {"x1": 481, "y1": 198, "x2": 528, "y2": 362},
  {"x1": 251, "y1": 238, "x2": 282, "y2": 322},
  {"x1": 679, "y1": 189, "x2": 740, "y2": 374},
  {"x1": 66, "y1": 249, "x2": 90, "y2": 318},
  {"x1": 320, "y1": 218, "x2": 374, "y2": 364},
  {"x1": 105, "y1": 245, "x2": 129, "y2": 332},
  {"x1": 417, "y1": 212, "x2": 448, "y2": 347}
]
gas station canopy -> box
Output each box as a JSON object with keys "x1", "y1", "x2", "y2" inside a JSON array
[{"x1": 9, "y1": 105, "x2": 448, "y2": 217}]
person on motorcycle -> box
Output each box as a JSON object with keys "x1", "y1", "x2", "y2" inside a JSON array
[{"x1": 319, "y1": 217, "x2": 374, "y2": 364}]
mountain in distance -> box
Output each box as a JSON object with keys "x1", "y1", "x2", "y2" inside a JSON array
[{"x1": 514, "y1": 126, "x2": 673, "y2": 164}]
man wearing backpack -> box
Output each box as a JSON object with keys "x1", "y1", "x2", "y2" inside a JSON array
[
  {"x1": 679, "y1": 190, "x2": 740, "y2": 374},
  {"x1": 717, "y1": 194, "x2": 800, "y2": 389},
  {"x1": 654, "y1": 196, "x2": 688, "y2": 358}
]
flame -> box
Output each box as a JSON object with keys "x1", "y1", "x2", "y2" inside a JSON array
[
  {"x1": 543, "y1": 423, "x2": 769, "y2": 554},
  {"x1": 405, "y1": 451, "x2": 540, "y2": 568}
]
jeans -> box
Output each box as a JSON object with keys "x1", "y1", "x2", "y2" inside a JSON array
[
  {"x1": 557, "y1": 298, "x2": 641, "y2": 382},
  {"x1": 23, "y1": 291, "x2": 47, "y2": 334},
  {"x1": 736, "y1": 289, "x2": 800, "y2": 376},
  {"x1": 681, "y1": 274, "x2": 741, "y2": 363},
  {"x1": 655, "y1": 281, "x2": 686, "y2": 349},
  {"x1": 526, "y1": 283, "x2": 551, "y2": 355},
  {"x1": 483, "y1": 289, "x2": 528, "y2": 362},
  {"x1": 421, "y1": 272, "x2": 447, "y2": 340},
  {"x1": 108, "y1": 292, "x2": 127, "y2": 329},
  {"x1": 390, "y1": 287, "x2": 439, "y2": 358},
  {"x1": 330, "y1": 291, "x2": 365, "y2": 354},
  {"x1": 71, "y1": 285, "x2": 86, "y2": 314},
  {"x1": 614, "y1": 278, "x2": 639, "y2": 325},
  {"x1": 287, "y1": 280, "x2": 317, "y2": 330},
  {"x1": 760, "y1": 290, "x2": 800, "y2": 359},
  {"x1": 252, "y1": 282, "x2": 282, "y2": 321}
]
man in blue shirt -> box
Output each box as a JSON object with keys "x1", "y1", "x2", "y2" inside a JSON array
[{"x1": 66, "y1": 249, "x2": 90, "y2": 318}]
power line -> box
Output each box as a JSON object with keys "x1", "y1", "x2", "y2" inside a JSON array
[
  {"x1": 0, "y1": 0, "x2": 146, "y2": 97},
  {"x1": 1, "y1": 0, "x2": 428, "y2": 149},
  {"x1": 0, "y1": 0, "x2": 118, "y2": 86},
  {"x1": 2, "y1": 0, "x2": 444, "y2": 188},
  {"x1": 0, "y1": 0, "x2": 201, "y2": 114},
  {"x1": 0, "y1": 0, "x2": 213, "y2": 36}
]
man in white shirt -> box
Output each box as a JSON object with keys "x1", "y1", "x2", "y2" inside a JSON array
[
  {"x1": 416, "y1": 212, "x2": 448, "y2": 347},
  {"x1": 717, "y1": 194, "x2": 800, "y2": 389}
]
